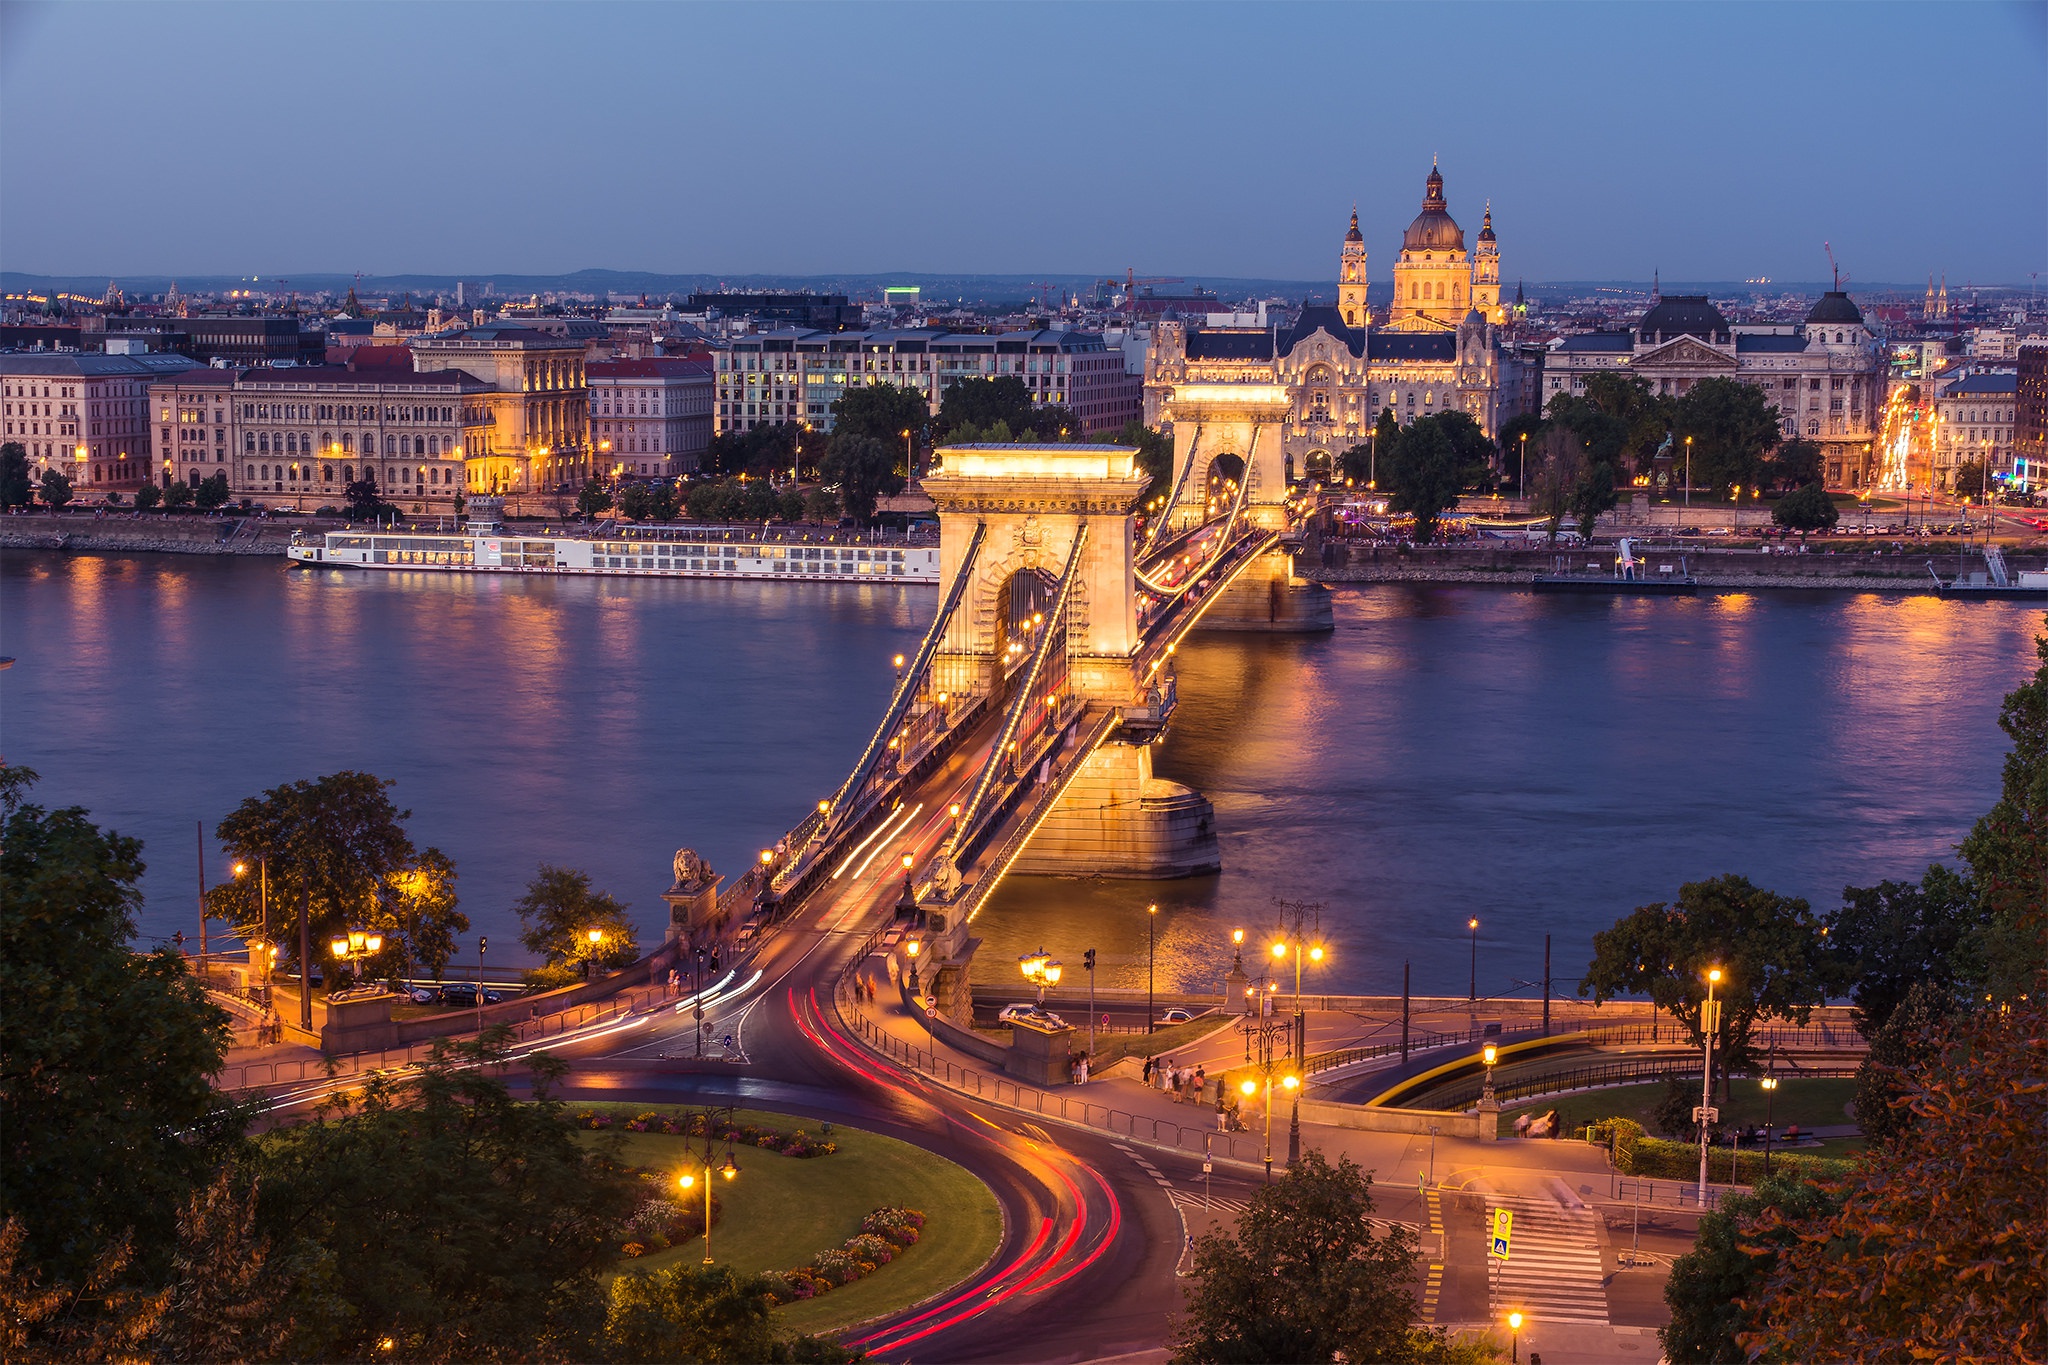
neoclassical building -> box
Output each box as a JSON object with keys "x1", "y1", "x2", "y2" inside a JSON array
[
  {"x1": 1542, "y1": 292, "x2": 1890, "y2": 487},
  {"x1": 1146, "y1": 169, "x2": 1529, "y2": 479}
]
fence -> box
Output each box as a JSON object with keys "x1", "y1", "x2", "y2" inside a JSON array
[{"x1": 831, "y1": 927, "x2": 1278, "y2": 1167}]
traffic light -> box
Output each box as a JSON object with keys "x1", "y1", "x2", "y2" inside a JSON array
[{"x1": 1084, "y1": 948, "x2": 1096, "y2": 972}]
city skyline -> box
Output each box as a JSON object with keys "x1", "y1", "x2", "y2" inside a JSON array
[{"x1": 3, "y1": 2, "x2": 2042, "y2": 284}]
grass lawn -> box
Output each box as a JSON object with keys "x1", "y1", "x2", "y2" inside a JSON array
[
  {"x1": 572, "y1": 1104, "x2": 1001, "y2": 1337},
  {"x1": 1504, "y1": 1076, "x2": 1859, "y2": 1139}
]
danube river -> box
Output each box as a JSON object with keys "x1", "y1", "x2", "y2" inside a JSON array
[{"x1": 3, "y1": 552, "x2": 2038, "y2": 999}]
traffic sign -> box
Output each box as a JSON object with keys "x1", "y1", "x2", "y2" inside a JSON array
[
  {"x1": 1488, "y1": 1207, "x2": 1512, "y2": 1260},
  {"x1": 1693, "y1": 1106, "x2": 1719, "y2": 1124}
]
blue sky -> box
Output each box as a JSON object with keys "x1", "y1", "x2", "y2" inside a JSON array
[{"x1": 2, "y1": 1, "x2": 2042, "y2": 284}]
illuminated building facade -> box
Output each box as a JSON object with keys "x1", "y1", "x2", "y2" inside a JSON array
[
  {"x1": 411, "y1": 325, "x2": 589, "y2": 493},
  {"x1": 2016, "y1": 342, "x2": 2048, "y2": 492},
  {"x1": 1933, "y1": 371, "x2": 2018, "y2": 489},
  {"x1": 1, "y1": 352, "x2": 196, "y2": 494},
  {"x1": 224, "y1": 362, "x2": 490, "y2": 505},
  {"x1": 1382, "y1": 164, "x2": 1507, "y2": 331},
  {"x1": 711, "y1": 328, "x2": 1141, "y2": 439},
  {"x1": 152, "y1": 369, "x2": 236, "y2": 491},
  {"x1": 1543, "y1": 292, "x2": 1888, "y2": 487},
  {"x1": 587, "y1": 357, "x2": 713, "y2": 479}
]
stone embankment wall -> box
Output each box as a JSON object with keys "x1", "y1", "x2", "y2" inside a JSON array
[
  {"x1": 1309, "y1": 541, "x2": 2047, "y2": 594},
  {"x1": 0, "y1": 511, "x2": 335, "y2": 557}
]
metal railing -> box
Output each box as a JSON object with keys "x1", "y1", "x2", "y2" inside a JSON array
[{"x1": 1420, "y1": 1055, "x2": 1864, "y2": 1113}]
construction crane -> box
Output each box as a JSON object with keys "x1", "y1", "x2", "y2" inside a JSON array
[
  {"x1": 1103, "y1": 270, "x2": 1186, "y2": 318},
  {"x1": 1823, "y1": 241, "x2": 1849, "y2": 291}
]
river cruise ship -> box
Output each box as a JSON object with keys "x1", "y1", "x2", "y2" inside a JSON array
[{"x1": 288, "y1": 520, "x2": 939, "y2": 584}]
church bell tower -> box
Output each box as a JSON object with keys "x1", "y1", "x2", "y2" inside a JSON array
[{"x1": 1338, "y1": 207, "x2": 1368, "y2": 328}]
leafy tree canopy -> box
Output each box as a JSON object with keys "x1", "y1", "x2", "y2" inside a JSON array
[
  {"x1": 252, "y1": 1039, "x2": 636, "y2": 1361},
  {"x1": 0, "y1": 442, "x2": 33, "y2": 509},
  {"x1": 1765, "y1": 438, "x2": 1823, "y2": 493},
  {"x1": 1958, "y1": 619, "x2": 2048, "y2": 998},
  {"x1": 704, "y1": 422, "x2": 803, "y2": 479},
  {"x1": 194, "y1": 472, "x2": 231, "y2": 511},
  {"x1": 133, "y1": 481, "x2": 162, "y2": 510},
  {"x1": 577, "y1": 479, "x2": 614, "y2": 518},
  {"x1": 0, "y1": 769, "x2": 242, "y2": 1287},
  {"x1": 1739, "y1": 999, "x2": 2048, "y2": 1362},
  {"x1": 163, "y1": 479, "x2": 195, "y2": 510},
  {"x1": 605, "y1": 1264, "x2": 860, "y2": 1364},
  {"x1": 211, "y1": 771, "x2": 419, "y2": 974},
  {"x1": 830, "y1": 382, "x2": 928, "y2": 446},
  {"x1": 513, "y1": 863, "x2": 638, "y2": 970},
  {"x1": 1380, "y1": 416, "x2": 1465, "y2": 544},
  {"x1": 821, "y1": 435, "x2": 905, "y2": 525},
  {"x1": 1659, "y1": 1173, "x2": 1842, "y2": 1364},
  {"x1": 343, "y1": 472, "x2": 391, "y2": 522},
  {"x1": 1113, "y1": 419, "x2": 1174, "y2": 504},
  {"x1": 37, "y1": 468, "x2": 71, "y2": 509},
  {"x1": 1581, "y1": 874, "x2": 1831, "y2": 1084},
  {"x1": 1673, "y1": 376, "x2": 1782, "y2": 498},
  {"x1": 1170, "y1": 1150, "x2": 1420, "y2": 1365},
  {"x1": 1826, "y1": 863, "x2": 1984, "y2": 1035},
  {"x1": 1770, "y1": 482, "x2": 1838, "y2": 533},
  {"x1": 936, "y1": 376, "x2": 1078, "y2": 444}
]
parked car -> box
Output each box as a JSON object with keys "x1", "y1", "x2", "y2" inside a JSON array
[
  {"x1": 998, "y1": 1003, "x2": 1067, "y2": 1028},
  {"x1": 406, "y1": 986, "x2": 439, "y2": 1005},
  {"x1": 438, "y1": 982, "x2": 503, "y2": 1006},
  {"x1": 1158, "y1": 1007, "x2": 1201, "y2": 1025}
]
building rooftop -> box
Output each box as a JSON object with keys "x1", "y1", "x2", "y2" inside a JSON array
[
  {"x1": 1735, "y1": 334, "x2": 1811, "y2": 353},
  {"x1": 588, "y1": 357, "x2": 714, "y2": 379},
  {"x1": 1804, "y1": 291, "x2": 1865, "y2": 325},
  {"x1": 235, "y1": 363, "x2": 484, "y2": 390},
  {"x1": 1940, "y1": 373, "x2": 2019, "y2": 396},
  {"x1": 0, "y1": 352, "x2": 200, "y2": 377},
  {"x1": 1638, "y1": 296, "x2": 1731, "y2": 344}
]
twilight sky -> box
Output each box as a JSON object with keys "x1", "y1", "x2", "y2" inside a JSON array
[{"x1": 3, "y1": 1, "x2": 2042, "y2": 285}]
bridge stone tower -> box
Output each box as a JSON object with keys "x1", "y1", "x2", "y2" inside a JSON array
[
  {"x1": 1157, "y1": 385, "x2": 1333, "y2": 633},
  {"x1": 1159, "y1": 383, "x2": 1294, "y2": 534},
  {"x1": 921, "y1": 444, "x2": 1219, "y2": 881}
]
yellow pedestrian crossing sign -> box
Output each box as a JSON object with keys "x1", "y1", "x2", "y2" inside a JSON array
[{"x1": 1488, "y1": 1207, "x2": 1512, "y2": 1260}]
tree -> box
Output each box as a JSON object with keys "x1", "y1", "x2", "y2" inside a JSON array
[
  {"x1": 164, "y1": 479, "x2": 195, "y2": 509},
  {"x1": 1114, "y1": 419, "x2": 1175, "y2": 503},
  {"x1": 1425, "y1": 410, "x2": 1499, "y2": 490},
  {"x1": 821, "y1": 434, "x2": 904, "y2": 525},
  {"x1": 1739, "y1": 999, "x2": 2048, "y2": 1362},
  {"x1": 0, "y1": 769, "x2": 241, "y2": 1288},
  {"x1": 250, "y1": 1039, "x2": 637, "y2": 1361},
  {"x1": 151, "y1": 1169, "x2": 294, "y2": 1364},
  {"x1": 577, "y1": 478, "x2": 613, "y2": 518},
  {"x1": 513, "y1": 863, "x2": 637, "y2": 973},
  {"x1": 617, "y1": 482, "x2": 654, "y2": 521},
  {"x1": 1957, "y1": 620, "x2": 2048, "y2": 999},
  {"x1": 777, "y1": 489, "x2": 804, "y2": 524},
  {"x1": 1337, "y1": 440, "x2": 1372, "y2": 488},
  {"x1": 1673, "y1": 377, "x2": 1782, "y2": 498},
  {"x1": 1826, "y1": 863, "x2": 1983, "y2": 1036},
  {"x1": 211, "y1": 771, "x2": 419, "y2": 976},
  {"x1": 0, "y1": 442, "x2": 33, "y2": 509},
  {"x1": 343, "y1": 471, "x2": 386, "y2": 521},
  {"x1": 1380, "y1": 418, "x2": 1464, "y2": 544},
  {"x1": 646, "y1": 481, "x2": 680, "y2": 523},
  {"x1": 801, "y1": 487, "x2": 840, "y2": 523},
  {"x1": 1567, "y1": 454, "x2": 1619, "y2": 543},
  {"x1": 0, "y1": 1217, "x2": 168, "y2": 1364},
  {"x1": 830, "y1": 381, "x2": 928, "y2": 447},
  {"x1": 1496, "y1": 412, "x2": 1545, "y2": 492},
  {"x1": 1528, "y1": 428, "x2": 1582, "y2": 544},
  {"x1": 937, "y1": 376, "x2": 1037, "y2": 440},
  {"x1": 1659, "y1": 1173, "x2": 1842, "y2": 1364},
  {"x1": 1952, "y1": 458, "x2": 1988, "y2": 499},
  {"x1": 1170, "y1": 1150, "x2": 1419, "y2": 1365},
  {"x1": 1770, "y1": 482, "x2": 1838, "y2": 535},
  {"x1": 1852, "y1": 979, "x2": 1953, "y2": 1151},
  {"x1": 687, "y1": 479, "x2": 734, "y2": 522},
  {"x1": 1580, "y1": 875, "x2": 1832, "y2": 1092},
  {"x1": 133, "y1": 481, "x2": 162, "y2": 511},
  {"x1": 383, "y1": 847, "x2": 467, "y2": 981},
  {"x1": 604, "y1": 1265, "x2": 859, "y2": 1364},
  {"x1": 194, "y1": 472, "x2": 231, "y2": 511},
  {"x1": 1765, "y1": 438, "x2": 1823, "y2": 493},
  {"x1": 705, "y1": 423, "x2": 802, "y2": 479},
  {"x1": 37, "y1": 468, "x2": 71, "y2": 509}
]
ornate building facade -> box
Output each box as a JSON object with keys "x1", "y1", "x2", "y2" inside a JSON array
[
  {"x1": 1145, "y1": 168, "x2": 1528, "y2": 479},
  {"x1": 1541, "y1": 292, "x2": 1889, "y2": 487}
]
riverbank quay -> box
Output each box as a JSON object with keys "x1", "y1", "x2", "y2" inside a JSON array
[
  {"x1": 0, "y1": 508, "x2": 333, "y2": 556},
  {"x1": 1308, "y1": 540, "x2": 2048, "y2": 593}
]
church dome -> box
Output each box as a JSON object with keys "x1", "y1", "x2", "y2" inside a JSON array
[
  {"x1": 1477, "y1": 203, "x2": 1496, "y2": 246},
  {"x1": 1638, "y1": 295, "x2": 1730, "y2": 345},
  {"x1": 1805, "y1": 291, "x2": 1863, "y2": 325},
  {"x1": 1401, "y1": 166, "x2": 1465, "y2": 253}
]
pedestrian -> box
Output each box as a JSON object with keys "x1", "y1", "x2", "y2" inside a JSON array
[
  {"x1": 1143, "y1": 1056, "x2": 1155, "y2": 1085},
  {"x1": 1216, "y1": 1089, "x2": 1229, "y2": 1131},
  {"x1": 1195, "y1": 1065, "x2": 1206, "y2": 1099},
  {"x1": 1078, "y1": 1054, "x2": 1089, "y2": 1085}
]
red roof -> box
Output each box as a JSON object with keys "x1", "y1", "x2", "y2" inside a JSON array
[
  {"x1": 344, "y1": 345, "x2": 416, "y2": 371},
  {"x1": 587, "y1": 357, "x2": 711, "y2": 380}
]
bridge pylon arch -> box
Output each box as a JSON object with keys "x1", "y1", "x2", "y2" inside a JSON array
[{"x1": 1158, "y1": 383, "x2": 1294, "y2": 535}]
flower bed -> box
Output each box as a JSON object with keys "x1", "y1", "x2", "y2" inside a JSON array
[
  {"x1": 618, "y1": 1190, "x2": 715, "y2": 1257},
  {"x1": 576, "y1": 1108, "x2": 838, "y2": 1158},
  {"x1": 762, "y1": 1207, "x2": 927, "y2": 1303}
]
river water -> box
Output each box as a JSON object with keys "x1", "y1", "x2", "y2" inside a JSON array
[{"x1": 3, "y1": 552, "x2": 2038, "y2": 1000}]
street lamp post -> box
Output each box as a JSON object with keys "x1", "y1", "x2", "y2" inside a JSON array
[
  {"x1": 584, "y1": 928, "x2": 605, "y2": 983},
  {"x1": 1509, "y1": 1311, "x2": 1523, "y2": 1363},
  {"x1": 1146, "y1": 903, "x2": 1158, "y2": 1033},
  {"x1": 328, "y1": 928, "x2": 384, "y2": 992},
  {"x1": 1761, "y1": 1072, "x2": 1778, "y2": 1177},
  {"x1": 1482, "y1": 1042, "x2": 1498, "y2": 1104},
  {"x1": 1698, "y1": 966, "x2": 1723, "y2": 1205},
  {"x1": 477, "y1": 936, "x2": 487, "y2": 1037},
  {"x1": 677, "y1": 1146, "x2": 740, "y2": 1266},
  {"x1": 1468, "y1": 917, "x2": 1480, "y2": 1004},
  {"x1": 1684, "y1": 434, "x2": 1693, "y2": 532},
  {"x1": 1019, "y1": 946, "x2": 1052, "y2": 1006},
  {"x1": 1083, "y1": 948, "x2": 1097, "y2": 1059}
]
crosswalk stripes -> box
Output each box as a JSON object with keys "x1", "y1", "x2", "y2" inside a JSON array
[
  {"x1": 1487, "y1": 1195, "x2": 1608, "y2": 1324},
  {"x1": 1420, "y1": 1189, "x2": 1445, "y2": 1322},
  {"x1": 1172, "y1": 1192, "x2": 1250, "y2": 1218},
  {"x1": 1113, "y1": 1143, "x2": 1177, "y2": 1190}
]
